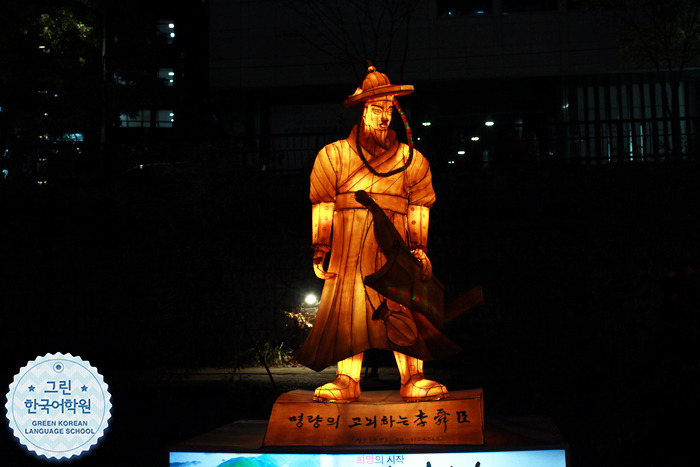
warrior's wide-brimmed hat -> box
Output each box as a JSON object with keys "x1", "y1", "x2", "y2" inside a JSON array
[{"x1": 343, "y1": 65, "x2": 414, "y2": 108}]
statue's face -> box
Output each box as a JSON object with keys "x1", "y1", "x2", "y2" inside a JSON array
[{"x1": 363, "y1": 98, "x2": 393, "y2": 132}]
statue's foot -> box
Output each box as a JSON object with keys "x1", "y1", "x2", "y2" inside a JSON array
[
  {"x1": 313, "y1": 374, "x2": 360, "y2": 403},
  {"x1": 400, "y1": 374, "x2": 448, "y2": 402}
]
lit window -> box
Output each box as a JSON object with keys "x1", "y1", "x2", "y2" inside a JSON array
[
  {"x1": 120, "y1": 110, "x2": 151, "y2": 128},
  {"x1": 157, "y1": 20, "x2": 175, "y2": 44},
  {"x1": 156, "y1": 110, "x2": 174, "y2": 128},
  {"x1": 158, "y1": 68, "x2": 175, "y2": 86},
  {"x1": 114, "y1": 72, "x2": 135, "y2": 86},
  {"x1": 438, "y1": 1, "x2": 492, "y2": 16},
  {"x1": 57, "y1": 133, "x2": 85, "y2": 142},
  {"x1": 457, "y1": 150, "x2": 466, "y2": 155},
  {"x1": 485, "y1": 120, "x2": 494, "y2": 127}
]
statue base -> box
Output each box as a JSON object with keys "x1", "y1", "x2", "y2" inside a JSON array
[{"x1": 263, "y1": 389, "x2": 484, "y2": 446}]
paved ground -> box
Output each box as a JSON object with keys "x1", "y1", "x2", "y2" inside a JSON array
[{"x1": 183, "y1": 365, "x2": 457, "y2": 392}]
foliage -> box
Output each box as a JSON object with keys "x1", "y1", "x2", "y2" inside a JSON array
[
  {"x1": 244, "y1": 341, "x2": 297, "y2": 368},
  {"x1": 0, "y1": 0, "x2": 102, "y2": 142},
  {"x1": 604, "y1": 0, "x2": 700, "y2": 72},
  {"x1": 283, "y1": 306, "x2": 317, "y2": 329},
  {"x1": 37, "y1": 4, "x2": 97, "y2": 57},
  {"x1": 0, "y1": 0, "x2": 182, "y2": 168},
  {"x1": 234, "y1": 307, "x2": 315, "y2": 369},
  {"x1": 578, "y1": 0, "x2": 700, "y2": 157}
]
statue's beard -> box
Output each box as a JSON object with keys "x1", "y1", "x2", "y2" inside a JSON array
[{"x1": 362, "y1": 124, "x2": 391, "y2": 150}]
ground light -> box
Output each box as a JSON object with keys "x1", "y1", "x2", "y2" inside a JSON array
[{"x1": 304, "y1": 294, "x2": 317, "y2": 305}]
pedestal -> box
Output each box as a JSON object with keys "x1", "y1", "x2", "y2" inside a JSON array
[
  {"x1": 263, "y1": 389, "x2": 484, "y2": 446},
  {"x1": 169, "y1": 390, "x2": 569, "y2": 467}
]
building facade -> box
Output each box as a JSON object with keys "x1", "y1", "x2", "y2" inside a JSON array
[
  {"x1": 209, "y1": 0, "x2": 700, "y2": 172},
  {"x1": 107, "y1": 0, "x2": 209, "y2": 171}
]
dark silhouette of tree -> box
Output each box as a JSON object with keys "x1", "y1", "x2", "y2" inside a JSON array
[
  {"x1": 0, "y1": 0, "x2": 185, "y2": 175},
  {"x1": 288, "y1": 0, "x2": 421, "y2": 81},
  {"x1": 0, "y1": 0, "x2": 102, "y2": 166},
  {"x1": 587, "y1": 0, "x2": 700, "y2": 158}
]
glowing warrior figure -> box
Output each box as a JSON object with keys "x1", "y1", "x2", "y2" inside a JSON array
[{"x1": 296, "y1": 66, "x2": 459, "y2": 402}]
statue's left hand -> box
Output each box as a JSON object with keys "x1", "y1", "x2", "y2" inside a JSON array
[{"x1": 413, "y1": 248, "x2": 433, "y2": 281}]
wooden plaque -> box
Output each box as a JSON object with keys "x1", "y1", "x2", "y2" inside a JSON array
[{"x1": 263, "y1": 389, "x2": 484, "y2": 446}]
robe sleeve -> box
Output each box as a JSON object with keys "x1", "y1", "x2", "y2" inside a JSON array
[
  {"x1": 310, "y1": 144, "x2": 339, "y2": 204},
  {"x1": 405, "y1": 149, "x2": 435, "y2": 250},
  {"x1": 406, "y1": 148, "x2": 436, "y2": 208}
]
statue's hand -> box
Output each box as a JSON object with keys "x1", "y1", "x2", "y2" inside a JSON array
[
  {"x1": 313, "y1": 246, "x2": 335, "y2": 280},
  {"x1": 413, "y1": 248, "x2": 433, "y2": 281}
]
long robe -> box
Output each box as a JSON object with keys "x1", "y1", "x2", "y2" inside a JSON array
[{"x1": 296, "y1": 127, "x2": 459, "y2": 371}]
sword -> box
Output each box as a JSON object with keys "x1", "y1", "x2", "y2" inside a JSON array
[{"x1": 355, "y1": 190, "x2": 447, "y2": 328}]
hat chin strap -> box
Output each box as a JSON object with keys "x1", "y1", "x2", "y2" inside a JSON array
[{"x1": 355, "y1": 98, "x2": 414, "y2": 178}]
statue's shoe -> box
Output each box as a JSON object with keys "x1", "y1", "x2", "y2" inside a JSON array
[
  {"x1": 313, "y1": 375, "x2": 360, "y2": 403},
  {"x1": 400, "y1": 374, "x2": 448, "y2": 402}
]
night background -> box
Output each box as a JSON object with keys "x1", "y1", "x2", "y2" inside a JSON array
[{"x1": 2, "y1": 0, "x2": 700, "y2": 465}]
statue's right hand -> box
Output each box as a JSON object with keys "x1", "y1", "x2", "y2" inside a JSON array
[
  {"x1": 313, "y1": 248, "x2": 335, "y2": 280},
  {"x1": 313, "y1": 249, "x2": 326, "y2": 265}
]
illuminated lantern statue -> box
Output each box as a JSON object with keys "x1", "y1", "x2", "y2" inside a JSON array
[{"x1": 296, "y1": 65, "x2": 460, "y2": 403}]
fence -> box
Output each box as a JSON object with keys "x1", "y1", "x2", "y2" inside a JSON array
[
  {"x1": 260, "y1": 133, "x2": 345, "y2": 174},
  {"x1": 255, "y1": 121, "x2": 698, "y2": 175},
  {"x1": 550, "y1": 116, "x2": 698, "y2": 164}
]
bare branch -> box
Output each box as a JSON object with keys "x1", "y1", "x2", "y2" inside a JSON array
[{"x1": 288, "y1": 0, "x2": 417, "y2": 79}]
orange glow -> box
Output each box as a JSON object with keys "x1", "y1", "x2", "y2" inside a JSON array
[
  {"x1": 313, "y1": 354, "x2": 363, "y2": 403},
  {"x1": 297, "y1": 65, "x2": 456, "y2": 403},
  {"x1": 394, "y1": 352, "x2": 448, "y2": 402},
  {"x1": 311, "y1": 201, "x2": 335, "y2": 280}
]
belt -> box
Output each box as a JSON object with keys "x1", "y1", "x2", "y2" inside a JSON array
[{"x1": 335, "y1": 192, "x2": 408, "y2": 215}]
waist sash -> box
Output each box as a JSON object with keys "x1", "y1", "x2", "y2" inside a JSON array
[{"x1": 335, "y1": 192, "x2": 408, "y2": 214}]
